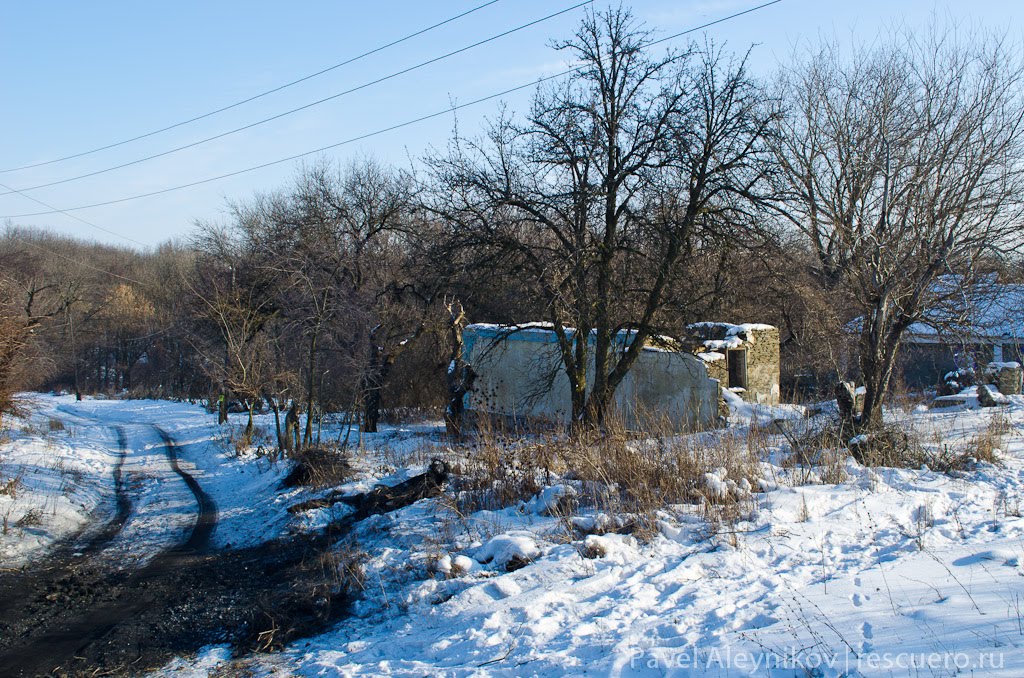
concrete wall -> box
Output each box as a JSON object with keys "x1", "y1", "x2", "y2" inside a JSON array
[{"x1": 464, "y1": 326, "x2": 720, "y2": 431}]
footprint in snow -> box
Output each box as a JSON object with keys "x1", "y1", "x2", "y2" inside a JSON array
[
  {"x1": 851, "y1": 592, "x2": 867, "y2": 607},
  {"x1": 861, "y1": 621, "x2": 874, "y2": 652}
]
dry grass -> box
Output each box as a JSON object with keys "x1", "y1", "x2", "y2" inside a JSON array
[
  {"x1": 782, "y1": 419, "x2": 850, "y2": 485},
  {"x1": 782, "y1": 406, "x2": 1012, "y2": 482},
  {"x1": 1, "y1": 470, "x2": 24, "y2": 498},
  {"x1": 447, "y1": 415, "x2": 763, "y2": 541},
  {"x1": 926, "y1": 410, "x2": 1009, "y2": 473},
  {"x1": 969, "y1": 410, "x2": 1010, "y2": 462},
  {"x1": 14, "y1": 507, "x2": 42, "y2": 528},
  {"x1": 848, "y1": 424, "x2": 926, "y2": 468},
  {"x1": 323, "y1": 540, "x2": 368, "y2": 594}
]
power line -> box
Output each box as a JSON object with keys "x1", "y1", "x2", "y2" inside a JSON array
[
  {"x1": 0, "y1": 1, "x2": 590, "y2": 197},
  {"x1": 0, "y1": 180, "x2": 149, "y2": 248},
  {"x1": 0, "y1": 0, "x2": 504, "y2": 175},
  {"x1": 0, "y1": 0, "x2": 783, "y2": 220},
  {"x1": 9, "y1": 236, "x2": 149, "y2": 287},
  {"x1": 1, "y1": 78, "x2": 556, "y2": 216}
]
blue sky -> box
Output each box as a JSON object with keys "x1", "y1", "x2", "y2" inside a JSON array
[{"x1": 0, "y1": 1, "x2": 1018, "y2": 249}]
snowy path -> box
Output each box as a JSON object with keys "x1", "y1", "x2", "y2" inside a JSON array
[
  {"x1": 154, "y1": 426, "x2": 219, "y2": 553},
  {"x1": 49, "y1": 403, "x2": 222, "y2": 562},
  {"x1": 0, "y1": 406, "x2": 226, "y2": 674}
]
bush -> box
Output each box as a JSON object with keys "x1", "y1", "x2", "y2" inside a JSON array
[{"x1": 280, "y1": 447, "x2": 354, "y2": 489}]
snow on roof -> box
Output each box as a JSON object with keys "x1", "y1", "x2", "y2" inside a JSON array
[
  {"x1": 465, "y1": 321, "x2": 777, "y2": 357},
  {"x1": 903, "y1": 283, "x2": 1024, "y2": 342},
  {"x1": 697, "y1": 351, "x2": 725, "y2": 362},
  {"x1": 464, "y1": 323, "x2": 680, "y2": 353},
  {"x1": 685, "y1": 322, "x2": 776, "y2": 352}
]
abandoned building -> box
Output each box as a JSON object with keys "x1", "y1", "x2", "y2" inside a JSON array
[
  {"x1": 899, "y1": 281, "x2": 1024, "y2": 387},
  {"x1": 682, "y1": 322, "x2": 782, "y2": 406},
  {"x1": 461, "y1": 322, "x2": 781, "y2": 431}
]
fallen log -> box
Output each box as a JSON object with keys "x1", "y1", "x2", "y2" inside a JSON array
[{"x1": 288, "y1": 459, "x2": 449, "y2": 521}]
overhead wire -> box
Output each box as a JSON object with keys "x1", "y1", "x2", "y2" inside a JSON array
[
  {"x1": 0, "y1": 1, "x2": 590, "y2": 197},
  {"x1": 0, "y1": 0, "x2": 504, "y2": 174},
  {"x1": 1, "y1": 179, "x2": 151, "y2": 285},
  {"x1": 0, "y1": 0, "x2": 783, "y2": 222},
  {"x1": 0, "y1": 180, "x2": 149, "y2": 248},
  {"x1": 7, "y1": 235, "x2": 150, "y2": 287}
]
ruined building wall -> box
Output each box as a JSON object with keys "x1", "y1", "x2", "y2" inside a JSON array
[
  {"x1": 743, "y1": 326, "x2": 781, "y2": 405},
  {"x1": 685, "y1": 323, "x2": 781, "y2": 406},
  {"x1": 464, "y1": 326, "x2": 720, "y2": 431}
]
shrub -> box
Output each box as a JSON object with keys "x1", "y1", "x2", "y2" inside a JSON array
[{"x1": 280, "y1": 446, "x2": 354, "y2": 488}]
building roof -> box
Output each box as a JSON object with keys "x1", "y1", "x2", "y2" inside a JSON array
[
  {"x1": 906, "y1": 282, "x2": 1024, "y2": 342},
  {"x1": 464, "y1": 323, "x2": 679, "y2": 353}
]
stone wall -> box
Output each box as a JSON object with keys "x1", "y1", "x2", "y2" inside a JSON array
[
  {"x1": 683, "y1": 323, "x2": 781, "y2": 406},
  {"x1": 988, "y1": 362, "x2": 1023, "y2": 396},
  {"x1": 743, "y1": 326, "x2": 781, "y2": 406}
]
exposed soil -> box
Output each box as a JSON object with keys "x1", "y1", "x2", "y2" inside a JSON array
[{"x1": 0, "y1": 424, "x2": 351, "y2": 677}]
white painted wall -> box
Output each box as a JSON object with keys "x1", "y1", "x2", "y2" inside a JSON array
[{"x1": 464, "y1": 326, "x2": 720, "y2": 431}]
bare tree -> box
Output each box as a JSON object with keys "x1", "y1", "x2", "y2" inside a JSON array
[
  {"x1": 0, "y1": 273, "x2": 75, "y2": 421},
  {"x1": 286, "y1": 158, "x2": 431, "y2": 434},
  {"x1": 771, "y1": 25, "x2": 1024, "y2": 428},
  {"x1": 190, "y1": 214, "x2": 293, "y2": 439},
  {"x1": 428, "y1": 8, "x2": 772, "y2": 427},
  {"x1": 443, "y1": 298, "x2": 476, "y2": 438}
]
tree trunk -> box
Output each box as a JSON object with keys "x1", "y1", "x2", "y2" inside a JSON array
[
  {"x1": 245, "y1": 400, "x2": 254, "y2": 436},
  {"x1": 859, "y1": 346, "x2": 899, "y2": 430},
  {"x1": 569, "y1": 326, "x2": 589, "y2": 426},
  {"x1": 857, "y1": 310, "x2": 902, "y2": 430},
  {"x1": 303, "y1": 332, "x2": 318, "y2": 447},
  {"x1": 364, "y1": 350, "x2": 387, "y2": 436},
  {"x1": 444, "y1": 300, "x2": 476, "y2": 438},
  {"x1": 284, "y1": 400, "x2": 300, "y2": 454},
  {"x1": 361, "y1": 333, "x2": 393, "y2": 435},
  {"x1": 267, "y1": 394, "x2": 284, "y2": 454}
]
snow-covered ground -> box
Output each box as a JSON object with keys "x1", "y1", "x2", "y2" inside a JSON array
[
  {"x1": 0, "y1": 395, "x2": 295, "y2": 565},
  {"x1": 4, "y1": 393, "x2": 1024, "y2": 676},
  {"x1": 0, "y1": 394, "x2": 120, "y2": 563}
]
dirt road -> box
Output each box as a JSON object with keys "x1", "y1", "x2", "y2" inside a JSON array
[{"x1": 0, "y1": 417, "x2": 443, "y2": 676}]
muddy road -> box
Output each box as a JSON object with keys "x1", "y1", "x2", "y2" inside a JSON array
[{"x1": 0, "y1": 424, "x2": 349, "y2": 677}]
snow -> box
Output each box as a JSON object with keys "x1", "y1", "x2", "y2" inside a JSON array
[
  {"x1": 703, "y1": 336, "x2": 744, "y2": 351},
  {"x1": 473, "y1": 532, "x2": 541, "y2": 570},
  {"x1": 7, "y1": 392, "x2": 1024, "y2": 676},
  {"x1": 904, "y1": 282, "x2": 1024, "y2": 340},
  {"x1": 583, "y1": 533, "x2": 639, "y2": 563},
  {"x1": 1, "y1": 394, "x2": 295, "y2": 565},
  {"x1": 697, "y1": 350, "x2": 725, "y2": 362},
  {"x1": 721, "y1": 387, "x2": 803, "y2": 425},
  {"x1": 0, "y1": 396, "x2": 117, "y2": 563},
  {"x1": 257, "y1": 394, "x2": 1023, "y2": 677},
  {"x1": 466, "y1": 323, "x2": 685, "y2": 354},
  {"x1": 989, "y1": 361, "x2": 1021, "y2": 370},
  {"x1": 522, "y1": 484, "x2": 576, "y2": 515}
]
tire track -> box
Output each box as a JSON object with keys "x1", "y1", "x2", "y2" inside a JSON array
[
  {"x1": 76, "y1": 425, "x2": 132, "y2": 552},
  {"x1": 0, "y1": 426, "x2": 131, "y2": 613},
  {"x1": 0, "y1": 425, "x2": 222, "y2": 675},
  {"x1": 154, "y1": 426, "x2": 218, "y2": 551}
]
